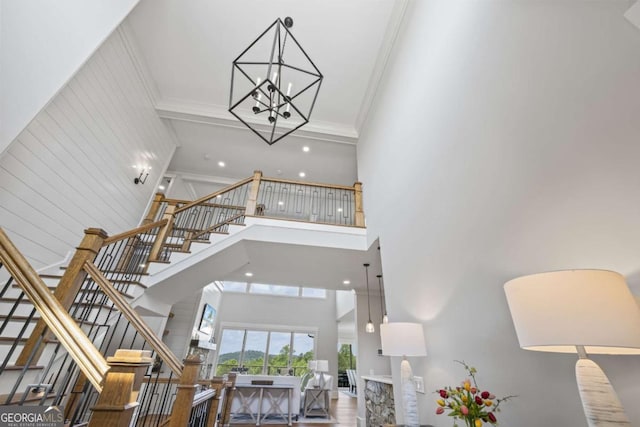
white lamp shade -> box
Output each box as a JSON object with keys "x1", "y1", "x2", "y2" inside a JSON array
[
  {"x1": 504, "y1": 269, "x2": 640, "y2": 354},
  {"x1": 308, "y1": 360, "x2": 317, "y2": 370},
  {"x1": 380, "y1": 322, "x2": 427, "y2": 357},
  {"x1": 315, "y1": 360, "x2": 329, "y2": 372}
]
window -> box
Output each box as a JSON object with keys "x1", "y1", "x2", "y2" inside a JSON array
[
  {"x1": 216, "y1": 328, "x2": 315, "y2": 376},
  {"x1": 301, "y1": 288, "x2": 326, "y2": 298},
  {"x1": 222, "y1": 281, "x2": 247, "y2": 292},
  {"x1": 250, "y1": 283, "x2": 299, "y2": 296},
  {"x1": 220, "y1": 281, "x2": 327, "y2": 299}
]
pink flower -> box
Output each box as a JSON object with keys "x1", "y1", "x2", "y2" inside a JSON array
[
  {"x1": 439, "y1": 389, "x2": 449, "y2": 398},
  {"x1": 481, "y1": 391, "x2": 490, "y2": 399},
  {"x1": 460, "y1": 405, "x2": 469, "y2": 415},
  {"x1": 470, "y1": 387, "x2": 477, "y2": 394},
  {"x1": 436, "y1": 407, "x2": 445, "y2": 415}
]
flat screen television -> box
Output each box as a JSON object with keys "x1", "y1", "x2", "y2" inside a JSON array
[{"x1": 198, "y1": 303, "x2": 216, "y2": 336}]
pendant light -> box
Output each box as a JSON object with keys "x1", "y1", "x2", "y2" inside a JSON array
[
  {"x1": 377, "y1": 274, "x2": 389, "y2": 324},
  {"x1": 364, "y1": 263, "x2": 375, "y2": 333}
]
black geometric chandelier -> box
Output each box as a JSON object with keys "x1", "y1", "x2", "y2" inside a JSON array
[{"x1": 229, "y1": 17, "x2": 323, "y2": 145}]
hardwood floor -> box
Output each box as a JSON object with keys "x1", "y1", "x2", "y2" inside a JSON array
[{"x1": 323, "y1": 390, "x2": 357, "y2": 426}]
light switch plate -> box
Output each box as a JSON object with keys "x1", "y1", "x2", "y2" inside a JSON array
[{"x1": 414, "y1": 376, "x2": 425, "y2": 394}]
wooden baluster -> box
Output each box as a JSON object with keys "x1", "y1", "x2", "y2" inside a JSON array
[
  {"x1": 88, "y1": 349, "x2": 153, "y2": 427},
  {"x1": 354, "y1": 182, "x2": 365, "y2": 227},
  {"x1": 143, "y1": 192, "x2": 166, "y2": 224},
  {"x1": 245, "y1": 170, "x2": 263, "y2": 216},
  {"x1": 206, "y1": 378, "x2": 224, "y2": 427},
  {"x1": 220, "y1": 373, "x2": 237, "y2": 427},
  {"x1": 168, "y1": 355, "x2": 203, "y2": 427},
  {"x1": 148, "y1": 204, "x2": 176, "y2": 262},
  {"x1": 16, "y1": 228, "x2": 108, "y2": 367}
]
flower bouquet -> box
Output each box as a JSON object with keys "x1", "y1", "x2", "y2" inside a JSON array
[{"x1": 435, "y1": 361, "x2": 515, "y2": 427}]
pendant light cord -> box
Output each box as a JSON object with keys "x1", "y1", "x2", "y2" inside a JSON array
[
  {"x1": 377, "y1": 275, "x2": 385, "y2": 322},
  {"x1": 364, "y1": 264, "x2": 372, "y2": 321}
]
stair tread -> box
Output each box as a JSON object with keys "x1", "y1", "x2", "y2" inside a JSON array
[
  {"x1": 0, "y1": 391, "x2": 61, "y2": 405},
  {"x1": 0, "y1": 337, "x2": 58, "y2": 344},
  {"x1": 2, "y1": 365, "x2": 46, "y2": 371},
  {"x1": 12, "y1": 285, "x2": 133, "y2": 298},
  {"x1": 0, "y1": 298, "x2": 116, "y2": 308},
  {"x1": 39, "y1": 274, "x2": 63, "y2": 279},
  {"x1": 0, "y1": 315, "x2": 102, "y2": 327}
]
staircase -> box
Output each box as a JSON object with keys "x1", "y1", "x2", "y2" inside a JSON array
[{"x1": 0, "y1": 170, "x2": 365, "y2": 426}]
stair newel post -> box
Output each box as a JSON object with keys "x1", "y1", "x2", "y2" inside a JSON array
[
  {"x1": 148, "y1": 204, "x2": 176, "y2": 263},
  {"x1": 206, "y1": 378, "x2": 224, "y2": 427},
  {"x1": 143, "y1": 192, "x2": 166, "y2": 224},
  {"x1": 16, "y1": 228, "x2": 108, "y2": 367},
  {"x1": 245, "y1": 170, "x2": 263, "y2": 216},
  {"x1": 354, "y1": 182, "x2": 365, "y2": 227},
  {"x1": 88, "y1": 349, "x2": 153, "y2": 427},
  {"x1": 168, "y1": 354, "x2": 203, "y2": 427}
]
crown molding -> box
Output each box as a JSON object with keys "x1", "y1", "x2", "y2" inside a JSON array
[
  {"x1": 167, "y1": 170, "x2": 240, "y2": 186},
  {"x1": 355, "y1": 0, "x2": 410, "y2": 133},
  {"x1": 156, "y1": 98, "x2": 359, "y2": 146}
]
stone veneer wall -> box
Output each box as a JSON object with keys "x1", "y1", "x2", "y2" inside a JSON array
[{"x1": 365, "y1": 379, "x2": 395, "y2": 426}]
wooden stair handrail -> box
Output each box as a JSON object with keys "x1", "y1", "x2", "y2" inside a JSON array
[
  {"x1": 174, "y1": 176, "x2": 253, "y2": 214},
  {"x1": 0, "y1": 228, "x2": 108, "y2": 392},
  {"x1": 102, "y1": 219, "x2": 168, "y2": 245},
  {"x1": 191, "y1": 388, "x2": 216, "y2": 408},
  {"x1": 260, "y1": 176, "x2": 357, "y2": 191},
  {"x1": 191, "y1": 213, "x2": 246, "y2": 240},
  {"x1": 83, "y1": 261, "x2": 184, "y2": 377}
]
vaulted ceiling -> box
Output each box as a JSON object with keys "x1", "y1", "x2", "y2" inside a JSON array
[
  {"x1": 124, "y1": 0, "x2": 406, "y2": 189},
  {"x1": 120, "y1": 0, "x2": 404, "y2": 290}
]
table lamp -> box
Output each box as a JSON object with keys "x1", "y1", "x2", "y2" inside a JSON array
[
  {"x1": 504, "y1": 269, "x2": 640, "y2": 427},
  {"x1": 381, "y1": 322, "x2": 427, "y2": 426},
  {"x1": 315, "y1": 360, "x2": 329, "y2": 389}
]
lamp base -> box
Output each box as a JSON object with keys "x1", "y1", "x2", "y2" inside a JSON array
[
  {"x1": 575, "y1": 358, "x2": 630, "y2": 427},
  {"x1": 400, "y1": 358, "x2": 419, "y2": 427}
]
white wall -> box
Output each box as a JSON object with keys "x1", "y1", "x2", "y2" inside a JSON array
[
  {"x1": 358, "y1": 1, "x2": 640, "y2": 426},
  {"x1": 0, "y1": 28, "x2": 176, "y2": 269},
  {"x1": 215, "y1": 291, "x2": 339, "y2": 391},
  {"x1": 164, "y1": 291, "x2": 201, "y2": 360},
  {"x1": 164, "y1": 284, "x2": 222, "y2": 366},
  {"x1": 336, "y1": 289, "x2": 355, "y2": 320},
  {"x1": 0, "y1": 0, "x2": 140, "y2": 153}
]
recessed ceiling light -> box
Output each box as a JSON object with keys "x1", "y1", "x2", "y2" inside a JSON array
[
  {"x1": 216, "y1": 195, "x2": 222, "y2": 198},
  {"x1": 218, "y1": 161, "x2": 226, "y2": 167},
  {"x1": 158, "y1": 185, "x2": 166, "y2": 191},
  {"x1": 343, "y1": 280, "x2": 350, "y2": 285},
  {"x1": 302, "y1": 146, "x2": 310, "y2": 152},
  {"x1": 245, "y1": 272, "x2": 253, "y2": 277},
  {"x1": 299, "y1": 172, "x2": 306, "y2": 178},
  {"x1": 278, "y1": 201, "x2": 284, "y2": 206},
  {"x1": 337, "y1": 208, "x2": 343, "y2": 212}
]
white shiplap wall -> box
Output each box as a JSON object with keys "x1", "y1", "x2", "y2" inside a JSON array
[{"x1": 0, "y1": 29, "x2": 176, "y2": 269}]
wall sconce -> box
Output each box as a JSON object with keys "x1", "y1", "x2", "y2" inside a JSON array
[{"x1": 133, "y1": 166, "x2": 151, "y2": 185}]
